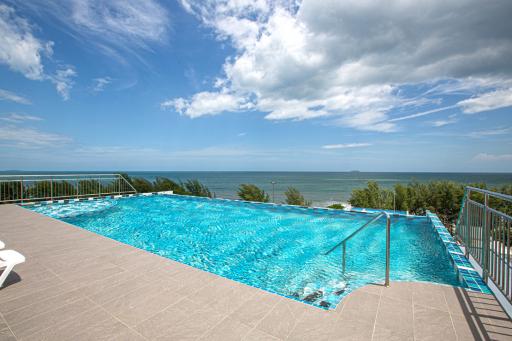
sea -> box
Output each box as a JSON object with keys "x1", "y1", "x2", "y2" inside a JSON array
[{"x1": 4, "y1": 171, "x2": 510, "y2": 206}]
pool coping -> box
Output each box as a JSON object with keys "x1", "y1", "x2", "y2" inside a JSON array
[
  {"x1": 426, "y1": 210, "x2": 491, "y2": 294},
  {"x1": 18, "y1": 190, "x2": 414, "y2": 218}
]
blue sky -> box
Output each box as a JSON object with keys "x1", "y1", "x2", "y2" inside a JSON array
[{"x1": 0, "y1": 0, "x2": 511, "y2": 172}]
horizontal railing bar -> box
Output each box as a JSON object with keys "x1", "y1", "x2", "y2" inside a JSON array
[
  {"x1": 487, "y1": 207, "x2": 512, "y2": 222},
  {"x1": 0, "y1": 173, "x2": 124, "y2": 177},
  {"x1": 0, "y1": 178, "x2": 119, "y2": 183},
  {"x1": 467, "y1": 186, "x2": 512, "y2": 202}
]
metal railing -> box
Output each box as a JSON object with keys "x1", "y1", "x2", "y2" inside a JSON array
[
  {"x1": 456, "y1": 186, "x2": 512, "y2": 303},
  {"x1": 0, "y1": 174, "x2": 137, "y2": 204},
  {"x1": 326, "y1": 212, "x2": 391, "y2": 286}
]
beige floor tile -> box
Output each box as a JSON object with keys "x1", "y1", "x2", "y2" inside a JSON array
[
  {"x1": 9, "y1": 297, "x2": 99, "y2": 339},
  {"x1": 287, "y1": 307, "x2": 338, "y2": 341},
  {"x1": 450, "y1": 313, "x2": 488, "y2": 341},
  {"x1": 374, "y1": 296, "x2": 414, "y2": 338},
  {"x1": 243, "y1": 328, "x2": 281, "y2": 340},
  {"x1": 330, "y1": 316, "x2": 374, "y2": 341},
  {"x1": 255, "y1": 297, "x2": 309, "y2": 339},
  {"x1": 229, "y1": 290, "x2": 281, "y2": 327},
  {"x1": 381, "y1": 282, "x2": 412, "y2": 303},
  {"x1": 135, "y1": 298, "x2": 226, "y2": 340},
  {"x1": 200, "y1": 316, "x2": 252, "y2": 340},
  {"x1": 336, "y1": 290, "x2": 380, "y2": 324},
  {"x1": 413, "y1": 304, "x2": 457, "y2": 341}
]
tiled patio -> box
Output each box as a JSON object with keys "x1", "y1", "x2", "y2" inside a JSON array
[{"x1": 1, "y1": 204, "x2": 511, "y2": 340}]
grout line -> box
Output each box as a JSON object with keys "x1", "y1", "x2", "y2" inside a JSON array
[
  {"x1": 370, "y1": 290, "x2": 382, "y2": 341},
  {"x1": 94, "y1": 303, "x2": 150, "y2": 341},
  {"x1": 18, "y1": 296, "x2": 99, "y2": 340},
  {"x1": 0, "y1": 311, "x2": 17, "y2": 340},
  {"x1": 443, "y1": 289, "x2": 459, "y2": 340}
]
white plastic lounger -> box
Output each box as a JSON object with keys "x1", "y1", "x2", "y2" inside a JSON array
[
  {"x1": 0, "y1": 250, "x2": 26, "y2": 288},
  {"x1": 0, "y1": 240, "x2": 4, "y2": 249}
]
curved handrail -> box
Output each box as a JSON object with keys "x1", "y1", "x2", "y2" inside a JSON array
[{"x1": 325, "y1": 211, "x2": 391, "y2": 286}]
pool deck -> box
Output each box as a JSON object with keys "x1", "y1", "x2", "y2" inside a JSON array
[{"x1": 1, "y1": 204, "x2": 511, "y2": 340}]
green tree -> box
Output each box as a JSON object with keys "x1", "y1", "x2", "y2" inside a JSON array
[
  {"x1": 238, "y1": 184, "x2": 269, "y2": 202},
  {"x1": 284, "y1": 187, "x2": 311, "y2": 206},
  {"x1": 153, "y1": 177, "x2": 187, "y2": 194},
  {"x1": 183, "y1": 179, "x2": 213, "y2": 198},
  {"x1": 130, "y1": 178, "x2": 154, "y2": 193}
]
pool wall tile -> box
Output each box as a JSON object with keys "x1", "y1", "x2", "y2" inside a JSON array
[{"x1": 426, "y1": 210, "x2": 491, "y2": 294}]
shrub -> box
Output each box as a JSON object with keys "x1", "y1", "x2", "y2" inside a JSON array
[
  {"x1": 284, "y1": 187, "x2": 311, "y2": 206},
  {"x1": 327, "y1": 203, "x2": 345, "y2": 210},
  {"x1": 182, "y1": 179, "x2": 213, "y2": 198},
  {"x1": 238, "y1": 184, "x2": 269, "y2": 202}
]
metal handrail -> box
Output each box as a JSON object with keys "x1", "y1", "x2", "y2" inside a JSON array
[
  {"x1": 456, "y1": 186, "x2": 512, "y2": 303},
  {"x1": 0, "y1": 173, "x2": 137, "y2": 204},
  {"x1": 325, "y1": 212, "x2": 391, "y2": 286}
]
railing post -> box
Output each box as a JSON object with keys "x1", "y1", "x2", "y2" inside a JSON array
[
  {"x1": 465, "y1": 189, "x2": 470, "y2": 257},
  {"x1": 50, "y1": 177, "x2": 53, "y2": 201},
  {"x1": 342, "y1": 242, "x2": 346, "y2": 274},
  {"x1": 20, "y1": 177, "x2": 23, "y2": 203},
  {"x1": 385, "y1": 214, "x2": 391, "y2": 287},
  {"x1": 482, "y1": 193, "x2": 489, "y2": 282}
]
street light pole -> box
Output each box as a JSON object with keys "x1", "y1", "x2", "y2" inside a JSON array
[{"x1": 271, "y1": 181, "x2": 276, "y2": 203}]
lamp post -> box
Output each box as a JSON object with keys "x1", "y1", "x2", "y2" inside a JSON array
[{"x1": 271, "y1": 181, "x2": 276, "y2": 203}]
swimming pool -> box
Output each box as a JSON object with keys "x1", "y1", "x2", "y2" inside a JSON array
[{"x1": 26, "y1": 194, "x2": 463, "y2": 309}]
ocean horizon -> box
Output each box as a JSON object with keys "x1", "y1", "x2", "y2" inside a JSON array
[{"x1": 2, "y1": 171, "x2": 511, "y2": 206}]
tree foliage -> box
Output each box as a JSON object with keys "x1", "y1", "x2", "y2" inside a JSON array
[
  {"x1": 182, "y1": 179, "x2": 213, "y2": 197},
  {"x1": 284, "y1": 187, "x2": 311, "y2": 206},
  {"x1": 349, "y1": 180, "x2": 512, "y2": 227},
  {"x1": 238, "y1": 184, "x2": 269, "y2": 202},
  {"x1": 124, "y1": 175, "x2": 213, "y2": 198}
]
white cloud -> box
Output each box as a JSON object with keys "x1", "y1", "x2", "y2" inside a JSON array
[
  {"x1": 0, "y1": 5, "x2": 77, "y2": 100},
  {"x1": 50, "y1": 67, "x2": 77, "y2": 100},
  {"x1": 162, "y1": 91, "x2": 250, "y2": 118},
  {"x1": 0, "y1": 125, "x2": 71, "y2": 147},
  {"x1": 467, "y1": 127, "x2": 512, "y2": 138},
  {"x1": 0, "y1": 88, "x2": 31, "y2": 104},
  {"x1": 0, "y1": 113, "x2": 42, "y2": 123},
  {"x1": 458, "y1": 88, "x2": 512, "y2": 114},
  {"x1": 473, "y1": 153, "x2": 512, "y2": 162},
  {"x1": 430, "y1": 114, "x2": 458, "y2": 127},
  {"x1": 92, "y1": 77, "x2": 112, "y2": 92},
  {"x1": 17, "y1": 0, "x2": 170, "y2": 57},
  {"x1": 0, "y1": 4, "x2": 53, "y2": 80},
  {"x1": 322, "y1": 143, "x2": 372, "y2": 149},
  {"x1": 166, "y1": 0, "x2": 512, "y2": 132}
]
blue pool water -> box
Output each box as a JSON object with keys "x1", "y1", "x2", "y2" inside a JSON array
[{"x1": 27, "y1": 195, "x2": 463, "y2": 309}]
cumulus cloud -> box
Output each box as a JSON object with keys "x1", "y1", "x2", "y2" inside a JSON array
[
  {"x1": 458, "y1": 88, "x2": 512, "y2": 114},
  {"x1": 0, "y1": 4, "x2": 52, "y2": 80},
  {"x1": 0, "y1": 4, "x2": 77, "y2": 100},
  {"x1": 0, "y1": 88, "x2": 31, "y2": 104},
  {"x1": 322, "y1": 143, "x2": 372, "y2": 149},
  {"x1": 162, "y1": 91, "x2": 251, "y2": 118},
  {"x1": 163, "y1": 0, "x2": 512, "y2": 132}
]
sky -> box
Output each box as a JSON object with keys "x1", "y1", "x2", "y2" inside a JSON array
[{"x1": 0, "y1": 0, "x2": 511, "y2": 172}]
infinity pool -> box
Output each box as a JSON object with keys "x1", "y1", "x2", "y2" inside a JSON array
[{"x1": 27, "y1": 194, "x2": 463, "y2": 309}]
